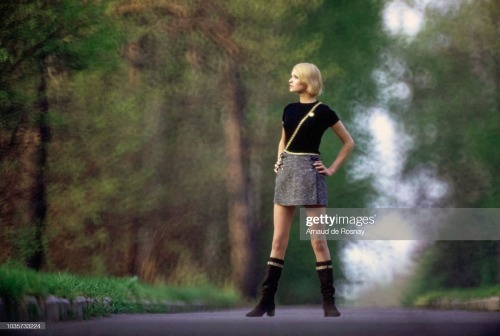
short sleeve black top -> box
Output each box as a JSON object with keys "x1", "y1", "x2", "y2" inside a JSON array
[{"x1": 282, "y1": 101, "x2": 340, "y2": 154}]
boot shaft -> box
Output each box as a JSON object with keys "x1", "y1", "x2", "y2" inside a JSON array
[
  {"x1": 262, "y1": 257, "x2": 284, "y2": 294},
  {"x1": 246, "y1": 258, "x2": 284, "y2": 317},
  {"x1": 316, "y1": 260, "x2": 341, "y2": 317},
  {"x1": 316, "y1": 260, "x2": 335, "y2": 297}
]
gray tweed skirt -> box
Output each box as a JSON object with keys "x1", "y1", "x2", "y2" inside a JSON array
[{"x1": 273, "y1": 152, "x2": 328, "y2": 206}]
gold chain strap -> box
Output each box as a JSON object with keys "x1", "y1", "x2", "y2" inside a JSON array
[{"x1": 284, "y1": 102, "x2": 321, "y2": 152}]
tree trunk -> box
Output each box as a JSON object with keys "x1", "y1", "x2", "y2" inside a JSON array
[
  {"x1": 26, "y1": 54, "x2": 51, "y2": 270},
  {"x1": 221, "y1": 59, "x2": 257, "y2": 296}
]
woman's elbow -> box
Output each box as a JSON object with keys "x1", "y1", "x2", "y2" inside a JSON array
[{"x1": 346, "y1": 137, "x2": 355, "y2": 151}]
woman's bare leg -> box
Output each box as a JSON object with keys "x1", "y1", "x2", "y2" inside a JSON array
[
  {"x1": 305, "y1": 206, "x2": 331, "y2": 261},
  {"x1": 246, "y1": 204, "x2": 294, "y2": 317},
  {"x1": 270, "y1": 204, "x2": 295, "y2": 259},
  {"x1": 305, "y1": 206, "x2": 340, "y2": 316}
]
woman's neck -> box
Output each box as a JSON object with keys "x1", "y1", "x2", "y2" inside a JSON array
[{"x1": 299, "y1": 92, "x2": 317, "y2": 103}]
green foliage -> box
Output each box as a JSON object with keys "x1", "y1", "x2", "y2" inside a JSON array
[
  {"x1": 386, "y1": 0, "x2": 500, "y2": 305},
  {"x1": 0, "y1": 0, "x2": 120, "y2": 127},
  {"x1": 0, "y1": 0, "x2": 120, "y2": 72},
  {"x1": 410, "y1": 285, "x2": 500, "y2": 308},
  {"x1": 402, "y1": 241, "x2": 500, "y2": 306},
  {"x1": 298, "y1": 0, "x2": 386, "y2": 106},
  {"x1": 424, "y1": 285, "x2": 500, "y2": 301},
  {"x1": 0, "y1": 0, "x2": 122, "y2": 271},
  {"x1": 9, "y1": 226, "x2": 39, "y2": 264},
  {"x1": 396, "y1": 0, "x2": 499, "y2": 207}
]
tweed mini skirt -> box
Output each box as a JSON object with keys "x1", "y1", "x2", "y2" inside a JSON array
[{"x1": 273, "y1": 152, "x2": 328, "y2": 206}]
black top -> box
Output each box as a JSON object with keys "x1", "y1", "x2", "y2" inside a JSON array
[{"x1": 282, "y1": 101, "x2": 340, "y2": 154}]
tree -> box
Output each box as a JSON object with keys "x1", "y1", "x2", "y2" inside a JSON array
[{"x1": 0, "y1": 0, "x2": 118, "y2": 269}]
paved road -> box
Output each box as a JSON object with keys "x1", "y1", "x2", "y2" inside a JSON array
[{"x1": 5, "y1": 306, "x2": 500, "y2": 336}]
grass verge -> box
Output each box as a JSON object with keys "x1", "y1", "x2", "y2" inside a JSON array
[
  {"x1": 0, "y1": 262, "x2": 239, "y2": 317},
  {"x1": 413, "y1": 285, "x2": 500, "y2": 307}
]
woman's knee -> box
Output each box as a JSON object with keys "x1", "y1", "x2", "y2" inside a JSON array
[
  {"x1": 271, "y1": 237, "x2": 288, "y2": 254},
  {"x1": 311, "y1": 239, "x2": 328, "y2": 253}
]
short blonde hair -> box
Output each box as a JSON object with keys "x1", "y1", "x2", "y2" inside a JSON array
[{"x1": 293, "y1": 63, "x2": 323, "y2": 97}]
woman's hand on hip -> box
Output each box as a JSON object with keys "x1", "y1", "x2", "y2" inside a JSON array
[
  {"x1": 313, "y1": 161, "x2": 333, "y2": 176},
  {"x1": 274, "y1": 162, "x2": 280, "y2": 173}
]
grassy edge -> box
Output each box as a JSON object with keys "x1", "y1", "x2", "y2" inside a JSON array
[
  {"x1": 413, "y1": 285, "x2": 500, "y2": 307},
  {"x1": 0, "y1": 263, "x2": 240, "y2": 318}
]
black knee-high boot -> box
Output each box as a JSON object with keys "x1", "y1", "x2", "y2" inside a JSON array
[
  {"x1": 316, "y1": 260, "x2": 341, "y2": 317},
  {"x1": 246, "y1": 257, "x2": 284, "y2": 317}
]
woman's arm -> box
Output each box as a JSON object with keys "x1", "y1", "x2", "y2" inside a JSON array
[
  {"x1": 274, "y1": 128, "x2": 286, "y2": 173},
  {"x1": 314, "y1": 121, "x2": 355, "y2": 176}
]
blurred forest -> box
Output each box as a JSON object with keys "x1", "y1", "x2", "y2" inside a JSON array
[
  {"x1": 389, "y1": 0, "x2": 500, "y2": 303},
  {"x1": 0, "y1": 0, "x2": 499, "y2": 303}
]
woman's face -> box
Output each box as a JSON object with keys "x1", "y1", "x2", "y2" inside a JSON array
[{"x1": 289, "y1": 69, "x2": 307, "y2": 94}]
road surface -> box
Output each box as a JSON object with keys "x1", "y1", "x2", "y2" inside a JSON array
[{"x1": 5, "y1": 306, "x2": 500, "y2": 336}]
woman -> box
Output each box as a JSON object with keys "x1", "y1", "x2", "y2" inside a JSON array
[{"x1": 246, "y1": 63, "x2": 354, "y2": 318}]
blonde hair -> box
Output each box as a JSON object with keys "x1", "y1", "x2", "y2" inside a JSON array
[{"x1": 293, "y1": 63, "x2": 323, "y2": 97}]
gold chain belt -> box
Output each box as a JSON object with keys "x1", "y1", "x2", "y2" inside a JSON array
[{"x1": 283, "y1": 149, "x2": 319, "y2": 156}]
